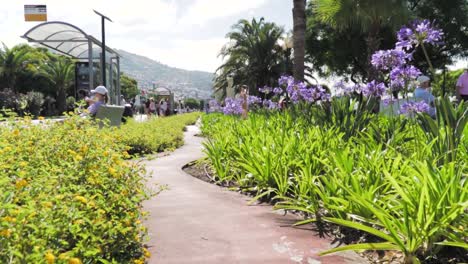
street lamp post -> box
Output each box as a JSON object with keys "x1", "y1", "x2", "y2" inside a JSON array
[{"x1": 93, "y1": 10, "x2": 112, "y2": 87}]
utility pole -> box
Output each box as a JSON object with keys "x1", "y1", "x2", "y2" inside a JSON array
[{"x1": 93, "y1": 10, "x2": 112, "y2": 87}]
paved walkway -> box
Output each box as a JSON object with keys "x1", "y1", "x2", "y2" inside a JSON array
[{"x1": 143, "y1": 125, "x2": 366, "y2": 264}]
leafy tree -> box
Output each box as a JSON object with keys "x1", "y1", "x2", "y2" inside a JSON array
[
  {"x1": 0, "y1": 44, "x2": 29, "y2": 93},
  {"x1": 306, "y1": 0, "x2": 468, "y2": 82},
  {"x1": 311, "y1": 0, "x2": 409, "y2": 80},
  {"x1": 183, "y1": 98, "x2": 200, "y2": 109},
  {"x1": 407, "y1": 0, "x2": 468, "y2": 76},
  {"x1": 215, "y1": 18, "x2": 289, "y2": 96},
  {"x1": 293, "y1": 0, "x2": 307, "y2": 81},
  {"x1": 120, "y1": 73, "x2": 139, "y2": 99},
  {"x1": 39, "y1": 56, "x2": 74, "y2": 114}
]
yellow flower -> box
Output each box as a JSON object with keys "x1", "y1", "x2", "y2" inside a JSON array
[
  {"x1": 2, "y1": 216, "x2": 16, "y2": 223},
  {"x1": 19, "y1": 161, "x2": 28, "y2": 167},
  {"x1": 43, "y1": 201, "x2": 53, "y2": 208},
  {"x1": 133, "y1": 259, "x2": 144, "y2": 264},
  {"x1": 74, "y1": 195, "x2": 87, "y2": 204},
  {"x1": 13, "y1": 129, "x2": 20, "y2": 136},
  {"x1": 103, "y1": 151, "x2": 109, "y2": 157},
  {"x1": 143, "y1": 248, "x2": 151, "y2": 258},
  {"x1": 108, "y1": 167, "x2": 118, "y2": 178},
  {"x1": 15, "y1": 179, "x2": 28, "y2": 189},
  {"x1": 0, "y1": 229, "x2": 12, "y2": 237},
  {"x1": 45, "y1": 252, "x2": 55, "y2": 264},
  {"x1": 38, "y1": 116, "x2": 45, "y2": 120},
  {"x1": 68, "y1": 257, "x2": 82, "y2": 264},
  {"x1": 80, "y1": 145, "x2": 88, "y2": 153}
]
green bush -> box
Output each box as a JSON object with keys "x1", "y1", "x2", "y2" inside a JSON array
[
  {"x1": 115, "y1": 112, "x2": 200, "y2": 155},
  {"x1": 24, "y1": 91, "x2": 45, "y2": 117}
]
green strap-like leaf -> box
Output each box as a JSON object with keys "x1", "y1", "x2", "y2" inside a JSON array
[{"x1": 319, "y1": 242, "x2": 401, "y2": 256}]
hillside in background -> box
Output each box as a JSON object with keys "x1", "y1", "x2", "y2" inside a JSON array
[{"x1": 117, "y1": 49, "x2": 214, "y2": 99}]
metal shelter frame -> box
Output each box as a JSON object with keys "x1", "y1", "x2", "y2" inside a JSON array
[{"x1": 21, "y1": 21, "x2": 121, "y2": 105}]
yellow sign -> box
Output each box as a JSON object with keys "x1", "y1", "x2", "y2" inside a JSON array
[{"x1": 24, "y1": 5, "x2": 47, "y2": 22}]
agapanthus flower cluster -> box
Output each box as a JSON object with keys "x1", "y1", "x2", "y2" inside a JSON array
[
  {"x1": 278, "y1": 75, "x2": 295, "y2": 87},
  {"x1": 222, "y1": 97, "x2": 244, "y2": 115},
  {"x1": 396, "y1": 19, "x2": 444, "y2": 50},
  {"x1": 334, "y1": 81, "x2": 357, "y2": 96},
  {"x1": 399, "y1": 101, "x2": 430, "y2": 114},
  {"x1": 208, "y1": 99, "x2": 222, "y2": 113},
  {"x1": 282, "y1": 76, "x2": 330, "y2": 103},
  {"x1": 247, "y1": 95, "x2": 262, "y2": 105},
  {"x1": 262, "y1": 99, "x2": 279, "y2": 110},
  {"x1": 389, "y1": 65, "x2": 421, "y2": 91},
  {"x1": 258, "y1": 85, "x2": 272, "y2": 94},
  {"x1": 361, "y1": 81, "x2": 386, "y2": 97},
  {"x1": 371, "y1": 48, "x2": 409, "y2": 71},
  {"x1": 273, "y1": 87, "x2": 283, "y2": 95}
]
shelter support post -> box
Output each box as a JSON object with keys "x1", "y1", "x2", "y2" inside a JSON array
[{"x1": 88, "y1": 40, "x2": 93, "y2": 91}]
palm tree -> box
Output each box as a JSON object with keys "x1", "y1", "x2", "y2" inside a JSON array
[
  {"x1": 39, "y1": 56, "x2": 74, "y2": 114},
  {"x1": 312, "y1": 0, "x2": 408, "y2": 80},
  {"x1": 293, "y1": 0, "x2": 307, "y2": 81},
  {"x1": 0, "y1": 43, "x2": 29, "y2": 93},
  {"x1": 215, "y1": 18, "x2": 287, "y2": 96}
]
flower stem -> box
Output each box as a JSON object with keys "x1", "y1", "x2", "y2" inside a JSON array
[{"x1": 421, "y1": 43, "x2": 435, "y2": 77}]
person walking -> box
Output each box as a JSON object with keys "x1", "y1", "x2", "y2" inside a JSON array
[
  {"x1": 160, "y1": 99, "x2": 168, "y2": 116},
  {"x1": 149, "y1": 98, "x2": 156, "y2": 117},
  {"x1": 456, "y1": 68, "x2": 468, "y2": 101}
]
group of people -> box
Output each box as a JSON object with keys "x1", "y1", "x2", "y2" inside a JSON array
[{"x1": 144, "y1": 97, "x2": 169, "y2": 117}]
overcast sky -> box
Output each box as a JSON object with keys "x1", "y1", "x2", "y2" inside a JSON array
[{"x1": 0, "y1": 0, "x2": 293, "y2": 73}]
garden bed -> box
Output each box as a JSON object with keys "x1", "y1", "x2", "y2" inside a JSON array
[
  {"x1": 0, "y1": 113, "x2": 199, "y2": 263},
  {"x1": 199, "y1": 110, "x2": 468, "y2": 264}
]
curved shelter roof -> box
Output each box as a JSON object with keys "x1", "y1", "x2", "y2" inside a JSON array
[{"x1": 22, "y1": 21, "x2": 118, "y2": 59}]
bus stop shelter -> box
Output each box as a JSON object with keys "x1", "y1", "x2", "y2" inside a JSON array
[{"x1": 21, "y1": 21, "x2": 122, "y2": 105}]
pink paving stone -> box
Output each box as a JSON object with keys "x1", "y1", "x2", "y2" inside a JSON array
[{"x1": 142, "y1": 125, "x2": 367, "y2": 264}]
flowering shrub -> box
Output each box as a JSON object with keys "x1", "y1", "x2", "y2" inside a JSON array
[{"x1": 0, "y1": 113, "x2": 199, "y2": 263}]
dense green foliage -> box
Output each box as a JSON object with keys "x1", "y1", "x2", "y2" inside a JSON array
[
  {"x1": 116, "y1": 112, "x2": 200, "y2": 155},
  {"x1": 120, "y1": 73, "x2": 139, "y2": 100},
  {"x1": 215, "y1": 18, "x2": 292, "y2": 97},
  {"x1": 0, "y1": 113, "x2": 199, "y2": 263},
  {"x1": 201, "y1": 98, "x2": 468, "y2": 263}
]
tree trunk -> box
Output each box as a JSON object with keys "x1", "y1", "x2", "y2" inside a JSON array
[
  {"x1": 57, "y1": 87, "x2": 67, "y2": 114},
  {"x1": 293, "y1": 0, "x2": 307, "y2": 81}
]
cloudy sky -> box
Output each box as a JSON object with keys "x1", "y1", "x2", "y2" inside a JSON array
[{"x1": 0, "y1": 0, "x2": 293, "y2": 72}]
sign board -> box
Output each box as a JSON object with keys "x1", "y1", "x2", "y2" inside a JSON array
[{"x1": 24, "y1": 5, "x2": 47, "y2": 22}]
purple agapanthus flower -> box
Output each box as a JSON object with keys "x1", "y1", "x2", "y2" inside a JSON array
[
  {"x1": 334, "y1": 81, "x2": 356, "y2": 96},
  {"x1": 390, "y1": 65, "x2": 421, "y2": 91},
  {"x1": 258, "y1": 85, "x2": 272, "y2": 94},
  {"x1": 222, "y1": 97, "x2": 244, "y2": 115},
  {"x1": 278, "y1": 75, "x2": 295, "y2": 87},
  {"x1": 362, "y1": 81, "x2": 387, "y2": 97},
  {"x1": 382, "y1": 98, "x2": 397, "y2": 106},
  {"x1": 273, "y1": 87, "x2": 283, "y2": 95},
  {"x1": 400, "y1": 101, "x2": 430, "y2": 114},
  {"x1": 396, "y1": 20, "x2": 444, "y2": 50},
  {"x1": 371, "y1": 49, "x2": 409, "y2": 71},
  {"x1": 208, "y1": 99, "x2": 222, "y2": 113},
  {"x1": 262, "y1": 99, "x2": 279, "y2": 110},
  {"x1": 247, "y1": 95, "x2": 262, "y2": 105}
]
